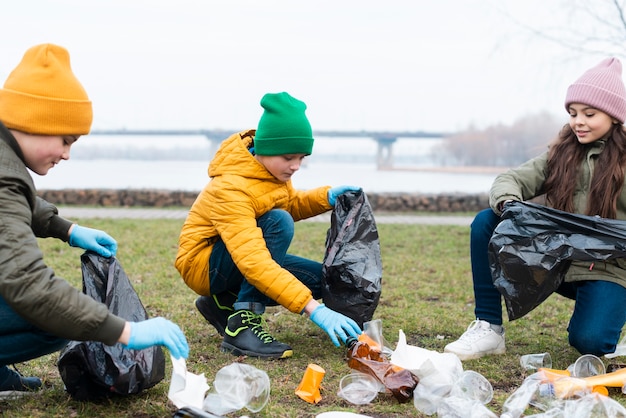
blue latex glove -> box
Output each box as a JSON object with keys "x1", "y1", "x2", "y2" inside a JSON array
[
  {"x1": 309, "y1": 304, "x2": 362, "y2": 347},
  {"x1": 69, "y1": 225, "x2": 117, "y2": 257},
  {"x1": 127, "y1": 317, "x2": 190, "y2": 359},
  {"x1": 327, "y1": 185, "x2": 361, "y2": 207}
]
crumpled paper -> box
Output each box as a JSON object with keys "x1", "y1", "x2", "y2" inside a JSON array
[{"x1": 168, "y1": 356, "x2": 210, "y2": 410}]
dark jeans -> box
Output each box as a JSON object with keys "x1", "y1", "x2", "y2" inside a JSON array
[
  {"x1": 208, "y1": 209, "x2": 323, "y2": 314},
  {"x1": 0, "y1": 295, "x2": 68, "y2": 366},
  {"x1": 471, "y1": 208, "x2": 626, "y2": 356}
]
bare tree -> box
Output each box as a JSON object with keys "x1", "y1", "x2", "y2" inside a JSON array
[{"x1": 493, "y1": 0, "x2": 626, "y2": 59}]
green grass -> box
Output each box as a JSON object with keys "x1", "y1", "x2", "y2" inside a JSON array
[{"x1": 2, "y1": 218, "x2": 623, "y2": 417}]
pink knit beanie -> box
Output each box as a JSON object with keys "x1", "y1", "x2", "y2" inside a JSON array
[{"x1": 565, "y1": 58, "x2": 626, "y2": 123}]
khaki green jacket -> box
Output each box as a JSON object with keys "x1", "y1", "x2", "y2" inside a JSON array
[
  {"x1": 0, "y1": 123, "x2": 124, "y2": 345},
  {"x1": 489, "y1": 140, "x2": 626, "y2": 287}
]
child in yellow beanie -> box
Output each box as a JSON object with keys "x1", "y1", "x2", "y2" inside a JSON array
[
  {"x1": 0, "y1": 44, "x2": 189, "y2": 398},
  {"x1": 176, "y1": 92, "x2": 362, "y2": 359}
]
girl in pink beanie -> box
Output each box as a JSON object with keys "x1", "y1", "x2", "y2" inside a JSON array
[{"x1": 445, "y1": 58, "x2": 626, "y2": 361}]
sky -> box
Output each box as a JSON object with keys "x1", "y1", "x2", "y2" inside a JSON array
[{"x1": 2, "y1": 0, "x2": 623, "y2": 134}]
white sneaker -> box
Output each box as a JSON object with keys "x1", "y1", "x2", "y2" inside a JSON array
[{"x1": 444, "y1": 319, "x2": 506, "y2": 360}]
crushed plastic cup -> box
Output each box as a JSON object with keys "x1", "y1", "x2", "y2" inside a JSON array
[
  {"x1": 203, "y1": 363, "x2": 270, "y2": 415},
  {"x1": 520, "y1": 352, "x2": 552, "y2": 372},
  {"x1": 337, "y1": 373, "x2": 382, "y2": 405},
  {"x1": 295, "y1": 363, "x2": 326, "y2": 404},
  {"x1": 450, "y1": 370, "x2": 493, "y2": 404},
  {"x1": 572, "y1": 354, "x2": 606, "y2": 378}
]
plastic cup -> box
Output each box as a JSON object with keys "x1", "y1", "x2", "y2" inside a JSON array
[
  {"x1": 520, "y1": 352, "x2": 552, "y2": 372},
  {"x1": 572, "y1": 354, "x2": 605, "y2": 378},
  {"x1": 207, "y1": 363, "x2": 270, "y2": 414},
  {"x1": 295, "y1": 363, "x2": 326, "y2": 404},
  {"x1": 337, "y1": 373, "x2": 381, "y2": 405},
  {"x1": 450, "y1": 370, "x2": 494, "y2": 404}
]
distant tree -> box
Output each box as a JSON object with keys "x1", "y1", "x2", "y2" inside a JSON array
[
  {"x1": 443, "y1": 112, "x2": 562, "y2": 166},
  {"x1": 495, "y1": 0, "x2": 626, "y2": 59}
]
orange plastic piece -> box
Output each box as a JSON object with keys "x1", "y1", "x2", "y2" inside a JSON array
[
  {"x1": 551, "y1": 366, "x2": 626, "y2": 398},
  {"x1": 592, "y1": 385, "x2": 609, "y2": 396},
  {"x1": 295, "y1": 363, "x2": 326, "y2": 404}
]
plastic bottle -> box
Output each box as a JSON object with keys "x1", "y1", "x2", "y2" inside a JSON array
[
  {"x1": 500, "y1": 376, "x2": 542, "y2": 418},
  {"x1": 345, "y1": 337, "x2": 419, "y2": 403}
]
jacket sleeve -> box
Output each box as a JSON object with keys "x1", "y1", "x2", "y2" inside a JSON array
[
  {"x1": 287, "y1": 185, "x2": 332, "y2": 221},
  {"x1": 210, "y1": 184, "x2": 314, "y2": 314},
  {"x1": 0, "y1": 185, "x2": 125, "y2": 345},
  {"x1": 32, "y1": 196, "x2": 73, "y2": 240},
  {"x1": 489, "y1": 152, "x2": 549, "y2": 215}
]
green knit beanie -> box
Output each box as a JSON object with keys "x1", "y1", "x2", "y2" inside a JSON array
[{"x1": 254, "y1": 92, "x2": 314, "y2": 156}]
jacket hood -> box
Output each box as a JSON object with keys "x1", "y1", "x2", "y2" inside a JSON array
[{"x1": 208, "y1": 130, "x2": 279, "y2": 182}]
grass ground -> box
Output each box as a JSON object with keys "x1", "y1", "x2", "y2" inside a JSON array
[{"x1": 1, "y1": 217, "x2": 623, "y2": 417}]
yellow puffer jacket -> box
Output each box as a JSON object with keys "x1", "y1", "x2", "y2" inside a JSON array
[{"x1": 175, "y1": 130, "x2": 332, "y2": 314}]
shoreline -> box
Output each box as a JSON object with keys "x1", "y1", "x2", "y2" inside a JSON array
[{"x1": 382, "y1": 165, "x2": 509, "y2": 174}]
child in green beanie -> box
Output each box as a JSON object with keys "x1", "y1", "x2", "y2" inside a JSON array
[{"x1": 176, "y1": 92, "x2": 362, "y2": 358}]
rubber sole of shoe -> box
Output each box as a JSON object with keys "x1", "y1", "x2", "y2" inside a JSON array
[
  {"x1": 220, "y1": 341, "x2": 293, "y2": 359},
  {"x1": 444, "y1": 347, "x2": 506, "y2": 361},
  {"x1": 195, "y1": 297, "x2": 228, "y2": 336}
]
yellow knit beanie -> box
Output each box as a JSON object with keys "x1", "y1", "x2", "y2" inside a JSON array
[{"x1": 0, "y1": 43, "x2": 93, "y2": 135}]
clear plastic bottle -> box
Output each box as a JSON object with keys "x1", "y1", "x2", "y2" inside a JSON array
[{"x1": 500, "y1": 376, "x2": 542, "y2": 418}]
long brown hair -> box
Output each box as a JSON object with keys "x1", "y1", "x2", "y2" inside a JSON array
[{"x1": 544, "y1": 123, "x2": 626, "y2": 218}]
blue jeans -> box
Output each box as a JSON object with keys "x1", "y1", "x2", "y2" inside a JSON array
[
  {"x1": 208, "y1": 209, "x2": 323, "y2": 314},
  {"x1": 471, "y1": 208, "x2": 626, "y2": 355},
  {"x1": 0, "y1": 295, "x2": 68, "y2": 366}
]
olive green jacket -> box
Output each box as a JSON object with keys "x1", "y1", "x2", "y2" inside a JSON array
[
  {"x1": 0, "y1": 122, "x2": 124, "y2": 345},
  {"x1": 489, "y1": 139, "x2": 626, "y2": 287}
]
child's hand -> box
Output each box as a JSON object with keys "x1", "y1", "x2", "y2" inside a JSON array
[
  {"x1": 69, "y1": 225, "x2": 118, "y2": 257},
  {"x1": 327, "y1": 186, "x2": 361, "y2": 206},
  {"x1": 309, "y1": 304, "x2": 362, "y2": 346}
]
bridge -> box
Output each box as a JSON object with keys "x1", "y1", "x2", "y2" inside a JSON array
[{"x1": 89, "y1": 128, "x2": 447, "y2": 169}]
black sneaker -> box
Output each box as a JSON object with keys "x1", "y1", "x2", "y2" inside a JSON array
[
  {"x1": 221, "y1": 310, "x2": 293, "y2": 359},
  {"x1": 0, "y1": 366, "x2": 42, "y2": 399},
  {"x1": 195, "y1": 292, "x2": 237, "y2": 336}
]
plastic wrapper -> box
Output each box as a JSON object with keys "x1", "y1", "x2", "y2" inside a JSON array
[
  {"x1": 322, "y1": 190, "x2": 382, "y2": 327},
  {"x1": 489, "y1": 201, "x2": 626, "y2": 320},
  {"x1": 57, "y1": 252, "x2": 165, "y2": 400},
  {"x1": 436, "y1": 396, "x2": 498, "y2": 418}
]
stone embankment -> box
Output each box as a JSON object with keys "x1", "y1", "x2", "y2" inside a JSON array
[{"x1": 37, "y1": 189, "x2": 490, "y2": 213}]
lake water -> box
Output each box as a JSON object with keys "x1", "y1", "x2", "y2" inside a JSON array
[{"x1": 31, "y1": 135, "x2": 500, "y2": 194}]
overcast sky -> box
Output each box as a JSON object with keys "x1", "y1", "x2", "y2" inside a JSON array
[{"x1": 2, "y1": 0, "x2": 620, "y2": 134}]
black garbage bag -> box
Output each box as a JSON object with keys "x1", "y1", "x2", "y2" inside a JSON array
[
  {"x1": 489, "y1": 201, "x2": 626, "y2": 321},
  {"x1": 57, "y1": 252, "x2": 165, "y2": 401},
  {"x1": 322, "y1": 190, "x2": 382, "y2": 327}
]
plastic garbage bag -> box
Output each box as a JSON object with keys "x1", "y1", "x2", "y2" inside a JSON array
[
  {"x1": 57, "y1": 252, "x2": 165, "y2": 400},
  {"x1": 488, "y1": 201, "x2": 626, "y2": 320},
  {"x1": 322, "y1": 190, "x2": 382, "y2": 327}
]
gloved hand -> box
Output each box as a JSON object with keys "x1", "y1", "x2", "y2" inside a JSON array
[
  {"x1": 309, "y1": 304, "x2": 362, "y2": 347},
  {"x1": 126, "y1": 317, "x2": 190, "y2": 359},
  {"x1": 69, "y1": 225, "x2": 117, "y2": 257},
  {"x1": 500, "y1": 199, "x2": 516, "y2": 212},
  {"x1": 327, "y1": 185, "x2": 361, "y2": 207}
]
